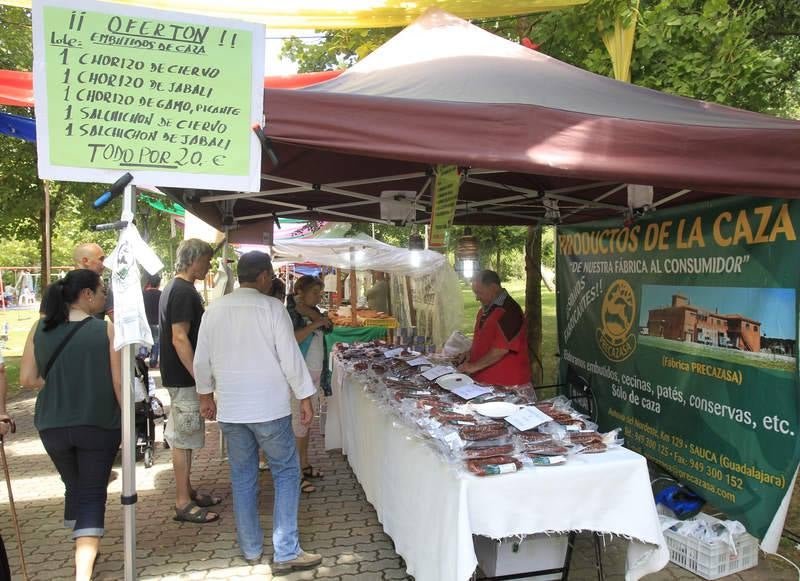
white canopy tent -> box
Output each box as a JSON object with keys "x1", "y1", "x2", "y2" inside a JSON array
[{"x1": 269, "y1": 237, "x2": 462, "y2": 347}]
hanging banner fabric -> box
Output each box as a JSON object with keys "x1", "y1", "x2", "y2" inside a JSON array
[
  {"x1": 0, "y1": 111, "x2": 36, "y2": 142},
  {"x1": 428, "y1": 164, "x2": 460, "y2": 248},
  {"x1": 5, "y1": 0, "x2": 589, "y2": 28},
  {"x1": 31, "y1": 0, "x2": 264, "y2": 191},
  {"x1": 556, "y1": 196, "x2": 800, "y2": 540}
]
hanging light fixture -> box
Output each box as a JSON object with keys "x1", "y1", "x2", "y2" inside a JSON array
[{"x1": 456, "y1": 227, "x2": 479, "y2": 279}]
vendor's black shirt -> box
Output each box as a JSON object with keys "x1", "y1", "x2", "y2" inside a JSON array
[{"x1": 159, "y1": 277, "x2": 203, "y2": 387}]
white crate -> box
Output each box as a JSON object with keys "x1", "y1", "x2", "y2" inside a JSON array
[
  {"x1": 663, "y1": 514, "x2": 759, "y2": 580},
  {"x1": 474, "y1": 534, "x2": 569, "y2": 581}
]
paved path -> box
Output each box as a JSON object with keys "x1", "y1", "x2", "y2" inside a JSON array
[{"x1": 0, "y1": 380, "x2": 797, "y2": 580}]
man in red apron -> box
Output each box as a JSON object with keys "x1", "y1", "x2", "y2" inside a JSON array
[{"x1": 458, "y1": 270, "x2": 531, "y2": 387}]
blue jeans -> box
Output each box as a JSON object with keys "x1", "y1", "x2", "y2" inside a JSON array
[
  {"x1": 39, "y1": 426, "x2": 121, "y2": 539},
  {"x1": 219, "y1": 415, "x2": 302, "y2": 562},
  {"x1": 149, "y1": 324, "x2": 159, "y2": 367}
]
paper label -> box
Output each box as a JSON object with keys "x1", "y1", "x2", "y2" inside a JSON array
[
  {"x1": 529, "y1": 455, "x2": 566, "y2": 466},
  {"x1": 505, "y1": 406, "x2": 553, "y2": 432},
  {"x1": 497, "y1": 463, "x2": 518, "y2": 474},
  {"x1": 422, "y1": 365, "x2": 456, "y2": 380},
  {"x1": 383, "y1": 347, "x2": 405, "y2": 358},
  {"x1": 406, "y1": 356, "x2": 431, "y2": 367},
  {"x1": 451, "y1": 384, "x2": 493, "y2": 400}
]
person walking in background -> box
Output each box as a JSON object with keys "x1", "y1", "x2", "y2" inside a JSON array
[
  {"x1": 159, "y1": 238, "x2": 220, "y2": 524},
  {"x1": 39, "y1": 243, "x2": 113, "y2": 320},
  {"x1": 142, "y1": 273, "x2": 162, "y2": 368},
  {"x1": 194, "y1": 251, "x2": 322, "y2": 572},
  {"x1": 287, "y1": 276, "x2": 332, "y2": 493},
  {"x1": 19, "y1": 269, "x2": 121, "y2": 581}
]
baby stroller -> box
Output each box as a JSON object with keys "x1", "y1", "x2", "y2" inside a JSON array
[{"x1": 134, "y1": 354, "x2": 166, "y2": 468}]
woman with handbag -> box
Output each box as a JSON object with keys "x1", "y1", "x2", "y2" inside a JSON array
[
  {"x1": 20, "y1": 269, "x2": 121, "y2": 581},
  {"x1": 286, "y1": 276, "x2": 332, "y2": 493}
]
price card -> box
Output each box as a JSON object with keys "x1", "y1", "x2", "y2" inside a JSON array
[
  {"x1": 504, "y1": 406, "x2": 552, "y2": 432},
  {"x1": 383, "y1": 347, "x2": 405, "y2": 358},
  {"x1": 451, "y1": 384, "x2": 493, "y2": 400},
  {"x1": 406, "y1": 356, "x2": 431, "y2": 367},
  {"x1": 421, "y1": 365, "x2": 456, "y2": 381}
]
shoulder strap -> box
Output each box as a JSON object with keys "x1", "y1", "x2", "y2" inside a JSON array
[{"x1": 44, "y1": 317, "x2": 93, "y2": 378}]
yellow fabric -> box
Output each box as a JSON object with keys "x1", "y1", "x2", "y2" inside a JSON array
[
  {"x1": 4, "y1": 0, "x2": 588, "y2": 28},
  {"x1": 600, "y1": 9, "x2": 638, "y2": 82}
]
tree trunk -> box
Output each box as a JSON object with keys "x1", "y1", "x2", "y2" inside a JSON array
[
  {"x1": 41, "y1": 180, "x2": 52, "y2": 287},
  {"x1": 525, "y1": 226, "x2": 544, "y2": 385}
]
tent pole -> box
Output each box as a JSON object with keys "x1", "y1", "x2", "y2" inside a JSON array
[
  {"x1": 42, "y1": 180, "x2": 52, "y2": 288},
  {"x1": 349, "y1": 248, "x2": 358, "y2": 327},
  {"x1": 405, "y1": 276, "x2": 416, "y2": 328},
  {"x1": 120, "y1": 183, "x2": 137, "y2": 581}
]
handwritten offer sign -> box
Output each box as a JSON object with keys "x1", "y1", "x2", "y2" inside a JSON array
[{"x1": 32, "y1": 0, "x2": 264, "y2": 191}]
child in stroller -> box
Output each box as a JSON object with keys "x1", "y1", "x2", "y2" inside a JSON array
[{"x1": 134, "y1": 354, "x2": 166, "y2": 467}]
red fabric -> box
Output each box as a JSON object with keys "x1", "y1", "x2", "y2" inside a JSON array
[
  {"x1": 0, "y1": 69, "x2": 343, "y2": 107},
  {"x1": 469, "y1": 302, "x2": 531, "y2": 387},
  {"x1": 265, "y1": 89, "x2": 800, "y2": 198}
]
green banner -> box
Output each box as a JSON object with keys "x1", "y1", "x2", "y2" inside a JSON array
[
  {"x1": 33, "y1": 0, "x2": 263, "y2": 191},
  {"x1": 556, "y1": 196, "x2": 800, "y2": 538},
  {"x1": 428, "y1": 165, "x2": 460, "y2": 248}
]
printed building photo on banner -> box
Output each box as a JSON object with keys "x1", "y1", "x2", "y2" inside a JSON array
[
  {"x1": 556, "y1": 195, "x2": 800, "y2": 541},
  {"x1": 639, "y1": 285, "x2": 797, "y2": 371}
]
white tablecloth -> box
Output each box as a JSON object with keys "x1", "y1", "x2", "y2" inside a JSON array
[{"x1": 324, "y1": 360, "x2": 669, "y2": 581}]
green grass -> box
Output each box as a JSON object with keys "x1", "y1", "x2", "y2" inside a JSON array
[
  {"x1": 460, "y1": 279, "x2": 559, "y2": 385},
  {"x1": 1, "y1": 307, "x2": 38, "y2": 399},
  {"x1": 640, "y1": 334, "x2": 795, "y2": 373}
]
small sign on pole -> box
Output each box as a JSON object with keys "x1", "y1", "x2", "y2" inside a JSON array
[
  {"x1": 32, "y1": 0, "x2": 265, "y2": 191},
  {"x1": 428, "y1": 165, "x2": 460, "y2": 248}
]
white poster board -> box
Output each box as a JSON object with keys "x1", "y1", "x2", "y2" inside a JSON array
[{"x1": 32, "y1": 0, "x2": 264, "y2": 191}]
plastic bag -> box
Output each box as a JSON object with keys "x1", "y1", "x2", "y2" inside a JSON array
[{"x1": 443, "y1": 331, "x2": 472, "y2": 357}]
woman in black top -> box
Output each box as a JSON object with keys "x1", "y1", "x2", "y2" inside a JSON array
[{"x1": 20, "y1": 269, "x2": 121, "y2": 581}]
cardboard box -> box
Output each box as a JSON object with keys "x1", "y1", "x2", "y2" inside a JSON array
[{"x1": 474, "y1": 534, "x2": 569, "y2": 580}]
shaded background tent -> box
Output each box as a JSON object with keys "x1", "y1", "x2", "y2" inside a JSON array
[{"x1": 171, "y1": 9, "x2": 800, "y2": 232}]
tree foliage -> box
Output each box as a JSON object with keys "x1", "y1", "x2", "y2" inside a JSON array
[
  {"x1": 0, "y1": 6, "x2": 179, "y2": 271},
  {"x1": 281, "y1": 0, "x2": 799, "y2": 117}
]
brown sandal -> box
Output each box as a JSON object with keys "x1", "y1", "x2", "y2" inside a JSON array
[
  {"x1": 300, "y1": 479, "x2": 316, "y2": 493},
  {"x1": 302, "y1": 465, "x2": 323, "y2": 479},
  {"x1": 173, "y1": 501, "x2": 219, "y2": 524}
]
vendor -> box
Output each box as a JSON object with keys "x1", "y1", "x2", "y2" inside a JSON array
[
  {"x1": 457, "y1": 270, "x2": 531, "y2": 387},
  {"x1": 366, "y1": 271, "x2": 389, "y2": 313}
]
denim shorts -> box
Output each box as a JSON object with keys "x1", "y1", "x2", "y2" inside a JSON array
[{"x1": 165, "y1": 387, "x2": 205, "y2": 450}]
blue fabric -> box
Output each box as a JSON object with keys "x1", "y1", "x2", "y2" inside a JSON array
[
  {"x1": 0, "y1": 112, "x2": 36, "y2": 142},
  {"x1": 293, "y1": 265, "x2": 321, "y2": 277},
  {"x1": 298, "y1": 333, "x2": 313, "y2": 357},
  {"x1": 219, "y1": 416, "x2": 302, "y2": 562}
]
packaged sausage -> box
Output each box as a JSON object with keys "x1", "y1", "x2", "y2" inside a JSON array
[{"x1": 466, "y1": 455, "x2": 522, "y2": 476}]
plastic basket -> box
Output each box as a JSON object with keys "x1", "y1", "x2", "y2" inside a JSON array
[
  {"x1": 663, "y1": 513, "x2": 758, "y2": 580},
  {"x1": 360, "y1": 317, "x2": 399, "y2": 328}
]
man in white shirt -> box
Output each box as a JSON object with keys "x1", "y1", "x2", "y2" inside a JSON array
[{"x1": 194, "y1": 251, "x2": 322, "y2": 573}]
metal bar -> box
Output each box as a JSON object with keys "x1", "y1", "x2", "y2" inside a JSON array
[
  {"x1": 562, "y1": 184, "x2": 628, "y2": 220},
  {"x1": 120, "y1": 183, "x2": 137, "y2": 581},
  {"x1": 545, "y1": 192, "x2": 626, "y2": 210},
  {"x1": 202, "y1": 186, "x2": 308, "y2": 202},
  {"x1": 327, "y1": 172, "x2": 428, "y2": 187},
  {"x1": 121, "y1": 343, "x2": 136, "y2": 581},
  {"x1": 236, "y1": 205, "x2": 393, "y2": 225},
  {"x1": 653, "y1": 189, "x2": 692, "y2": 208}
]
